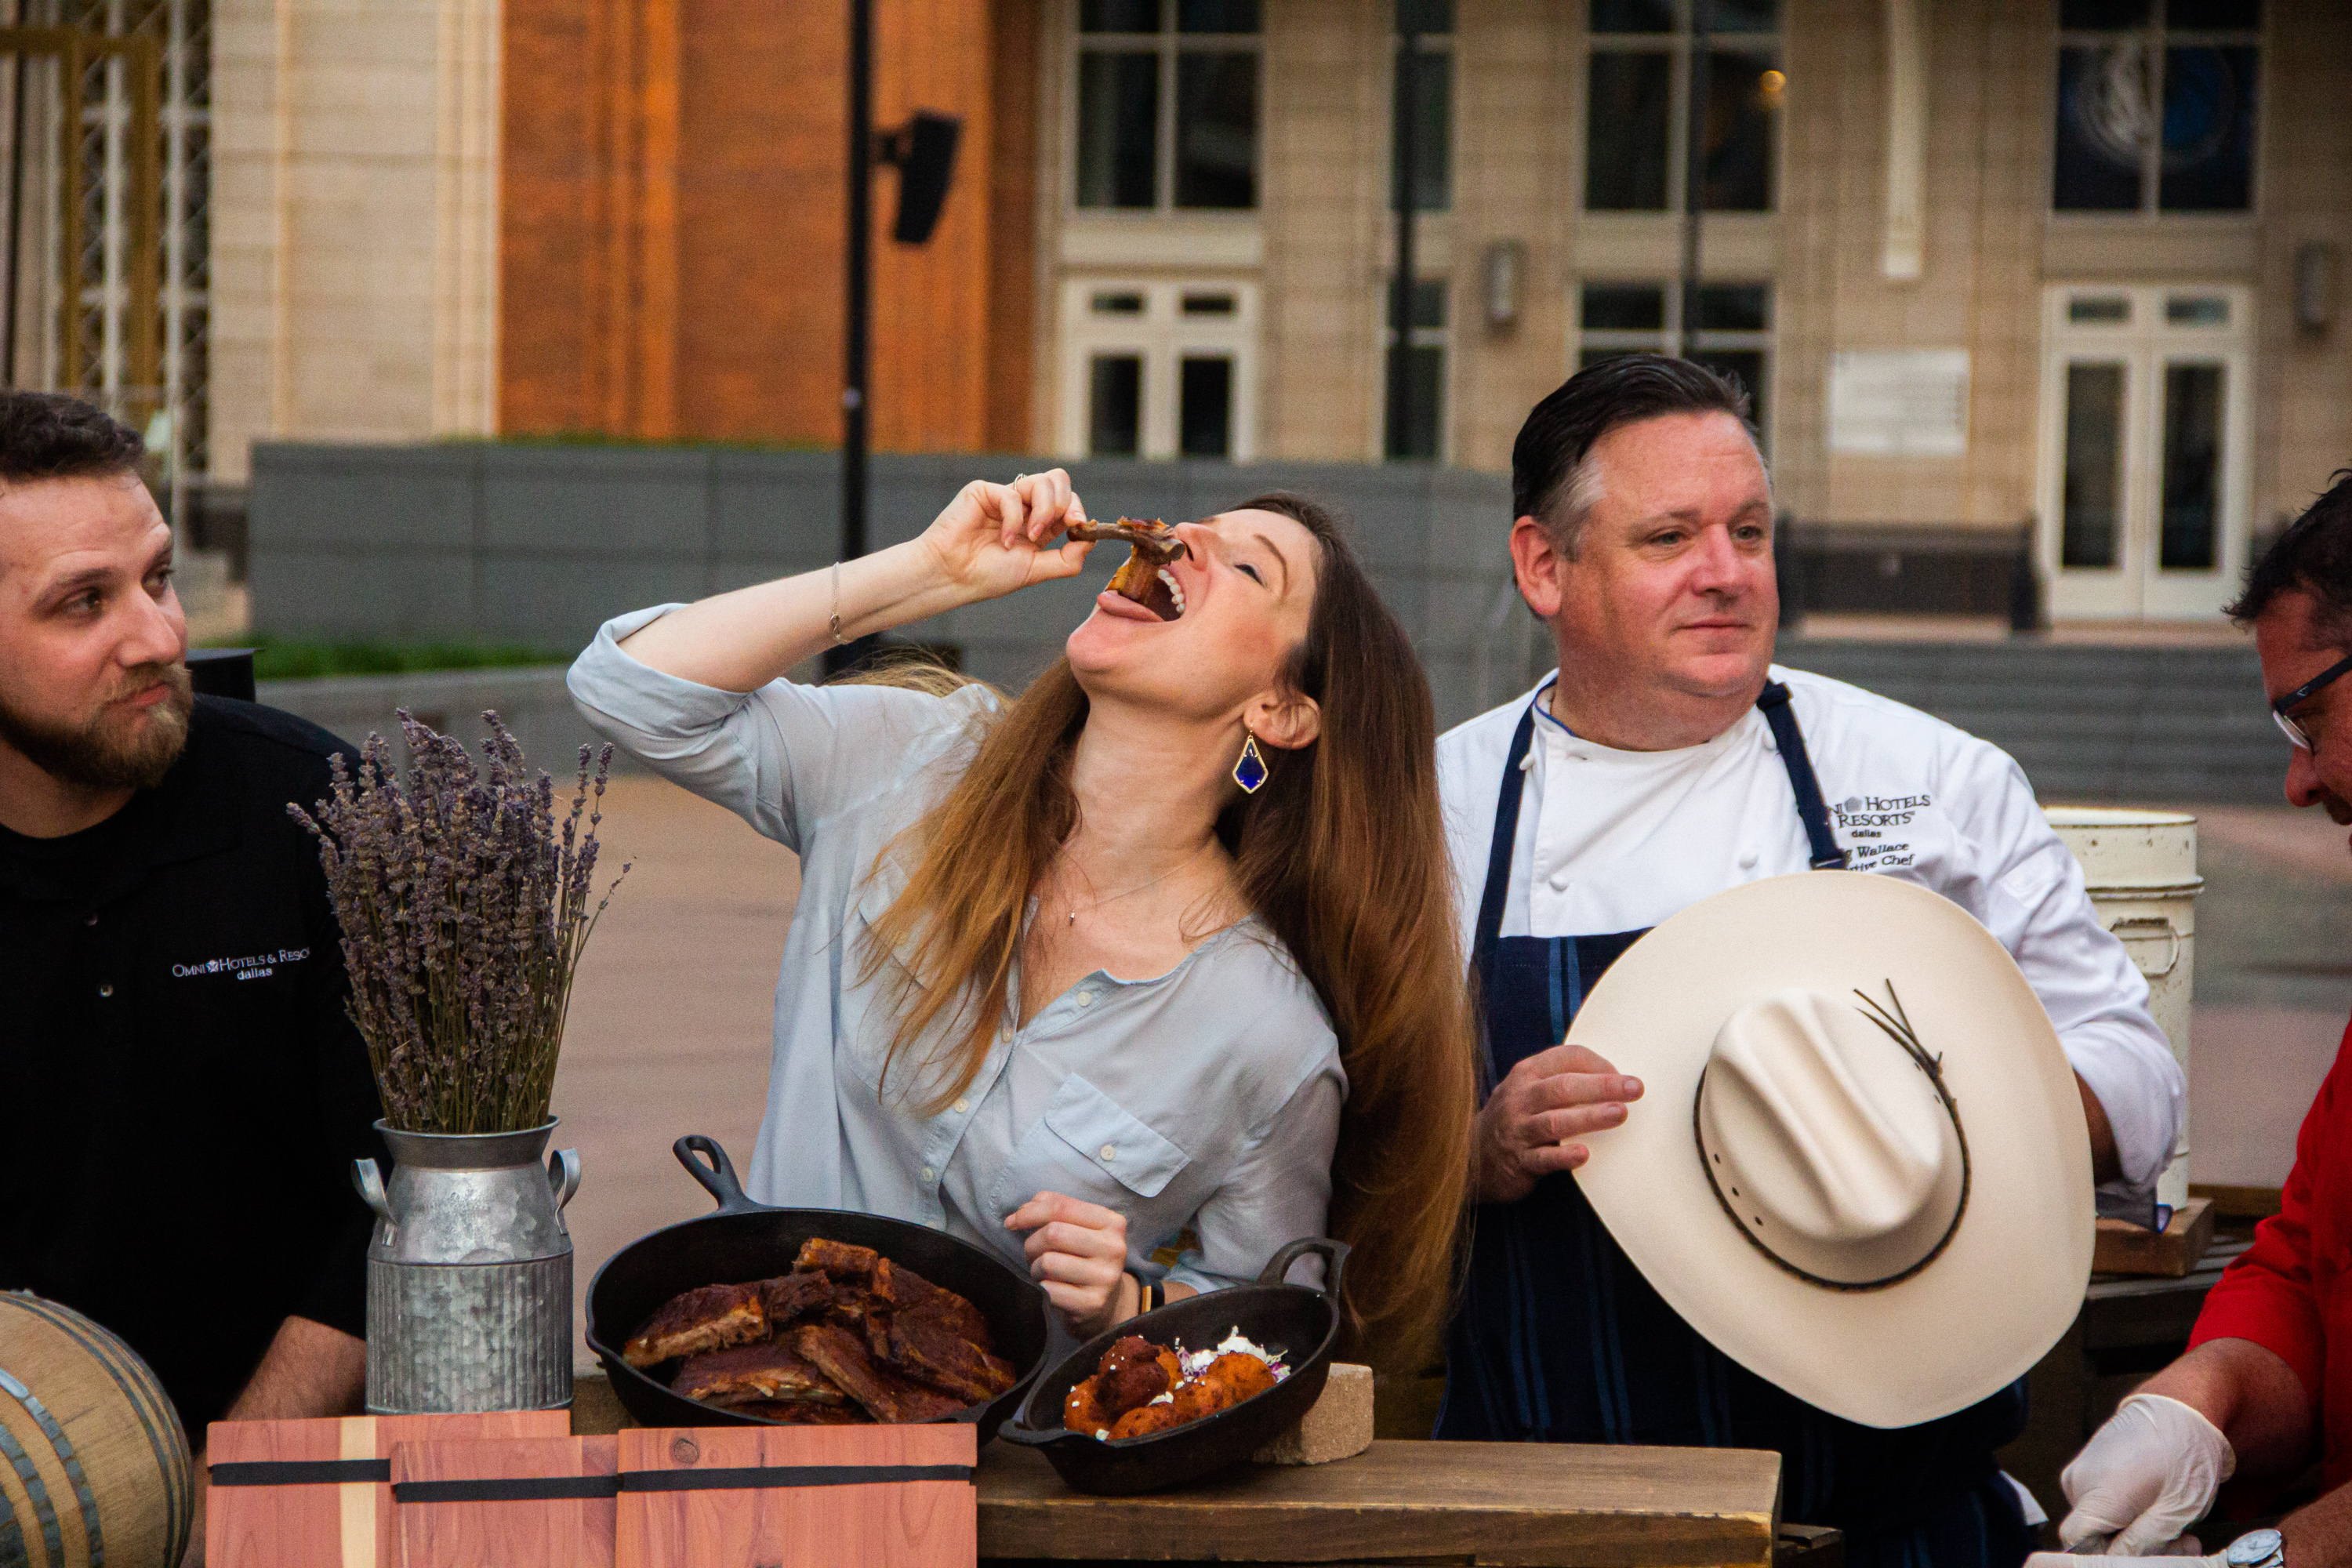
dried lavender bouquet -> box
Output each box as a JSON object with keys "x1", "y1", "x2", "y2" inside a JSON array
[{"x1": 291, "y1": 710, "x2": 627, "y2": 1135}]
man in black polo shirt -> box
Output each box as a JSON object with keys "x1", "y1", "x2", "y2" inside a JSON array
[{"x1": 0, "y1": 393, "x2": 383, "y2": 1552}]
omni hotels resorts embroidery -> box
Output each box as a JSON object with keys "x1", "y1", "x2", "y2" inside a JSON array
[
  {"x1": 1832, "y1": 793, "x2": 1933, "y2": 872},
  {"x1": 172, "y1": 946, "x2": 311, "y2": 982}
]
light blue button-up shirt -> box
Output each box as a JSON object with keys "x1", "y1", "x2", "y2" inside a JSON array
[{"x1": 569, "y1": 608, "x2": 1345, "y2": 1322}]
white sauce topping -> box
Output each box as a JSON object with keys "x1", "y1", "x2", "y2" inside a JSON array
[{"x1": 1176, "y1": 1327, "x2": 1290, "y2": 1381}]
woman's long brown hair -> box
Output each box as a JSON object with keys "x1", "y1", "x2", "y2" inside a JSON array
[{"x1": 857, "y1": 494, "x2": 1476, "y2": 1367}]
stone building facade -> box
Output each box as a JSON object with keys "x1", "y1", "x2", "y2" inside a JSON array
[
  {"x1": 209, "y1": 0, "x2": 498, "y2": 477},
  {"x1": 196, "y1": 0, "x2": 2349, "y2": 622}
]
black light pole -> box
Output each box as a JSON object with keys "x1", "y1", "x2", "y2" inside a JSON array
[
  {"x1": 1386, "y1": 2, "x2": 1420, "y2": 461},
  {"x1": 1678, "y1": 0, "x2": 1713, "y2": 363},
  {"x1": 830, "y1": 0, "x2": 875, "y2": 677}
]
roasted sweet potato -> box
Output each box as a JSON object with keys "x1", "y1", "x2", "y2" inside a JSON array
[{"x1": 1064, "y1": 1378, "x2": 1112, "y2": 1435}]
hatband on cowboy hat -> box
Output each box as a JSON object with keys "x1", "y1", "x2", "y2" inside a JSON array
[{"x1": 1569, "y1": 872, "x2": 2093, "y2": 1429}]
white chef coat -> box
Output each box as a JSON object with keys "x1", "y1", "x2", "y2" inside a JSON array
[{"x1": 1436, "y1": 666, "x2": 2186, "y2": 1195}]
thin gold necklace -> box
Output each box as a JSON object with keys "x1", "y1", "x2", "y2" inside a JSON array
[{"x1": 1060, "y1": 844, "x2": 1212, "y2": 928}]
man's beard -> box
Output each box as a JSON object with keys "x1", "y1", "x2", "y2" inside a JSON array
[{"x1": 0, "y1": 661, "x2": 194, "y2": 793}]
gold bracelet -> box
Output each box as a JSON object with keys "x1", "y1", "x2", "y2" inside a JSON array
[{"x1": 829, "y1": 561, "x2": 847, "y2": 646}]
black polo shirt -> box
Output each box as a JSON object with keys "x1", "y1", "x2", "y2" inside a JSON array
[{"x1": 0, "y1": 696, "x2": 386, "y2": 1443}]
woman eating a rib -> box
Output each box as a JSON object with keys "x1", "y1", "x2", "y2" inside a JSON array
[{"x1": 568, "y1": 470, "x2": 1475, "y2": 1364}]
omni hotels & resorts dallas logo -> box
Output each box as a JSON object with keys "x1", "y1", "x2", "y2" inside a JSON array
[
  {"x1": 173, "y1": 947, "x2": 311, "y2": 982},
  {"x1": 1834, "y1": 793, "x2": 1931, "y2": 872}
]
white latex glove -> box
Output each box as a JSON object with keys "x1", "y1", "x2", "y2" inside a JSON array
[{"x1": 2060, "y1": 1393, "x2": 2238, "y2": 1555}]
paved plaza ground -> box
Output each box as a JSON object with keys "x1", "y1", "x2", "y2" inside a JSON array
[{"x1": 550, "y1": 776, "x2": 2352, "y2": 1355}]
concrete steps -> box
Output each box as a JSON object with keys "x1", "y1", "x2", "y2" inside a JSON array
[{"x1": 1777, "y1": 637, "x2": 2283, "y2": 806}]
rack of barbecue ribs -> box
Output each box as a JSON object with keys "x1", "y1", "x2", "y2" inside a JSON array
[
  {"x1": 622, "y1": 1238, "x2": 1016, "y2": 1426},
  {"x1": 622, "y1": 1282, "x2": 766, "y2": 1366},
  {"x1": 1069, "y1": 517, "x2": 1188, "y2": 619}
]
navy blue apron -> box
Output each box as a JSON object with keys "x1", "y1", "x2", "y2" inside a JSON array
[{"x1": 1439, "y1": 682, "x2": 2038, "y2": 1568}]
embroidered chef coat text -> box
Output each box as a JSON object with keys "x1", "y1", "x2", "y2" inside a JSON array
[
  {"x1": 1835, "y1": 791, "x2": 1933, "y2": 868},
  {"x1": 172, "y1": 947, "x2": 310, "y2": 980}
]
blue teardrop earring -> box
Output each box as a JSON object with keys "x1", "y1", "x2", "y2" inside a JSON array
[{"x1": 1232, "y1": 725, "x2": 1269, "y2": 794}]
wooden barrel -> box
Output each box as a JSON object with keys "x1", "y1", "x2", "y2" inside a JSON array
[{"x1": 0, "y1": 1291, "x2": 193, "y2": 1568}]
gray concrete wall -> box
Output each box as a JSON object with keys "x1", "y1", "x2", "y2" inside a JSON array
[
  {"x1": 248, "y1": 443, "x2": 1526, "y2": 728},
  {"x1": 256, "y1": 666, "x2": 610, "y2": 779}
]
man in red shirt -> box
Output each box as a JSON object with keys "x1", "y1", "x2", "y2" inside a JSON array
[{"x1": 2041, "y1": 473, "x2": 2352, "y2": 1568}]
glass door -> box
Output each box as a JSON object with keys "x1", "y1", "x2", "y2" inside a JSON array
[{"x1": 2037, "y1": 285, "x2": 2249, "y2": 620}]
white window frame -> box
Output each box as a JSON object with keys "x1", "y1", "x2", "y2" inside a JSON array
[
  {"x1": 1068, "y1": 2, "x2": 1262, "y2": 217},
  {"x1": 1057, "y1": 277, "x2": 1260, "y2": 460},
  {"x1": 2050, "y1": 2, "x2": 2266, "y2": 220},
  {"x1": 1570, "y1": 277, "x2": 1775, "y2": 449},
  {"x1": 1581, "y1": 0, "x2": 1780, "y2": 216}
]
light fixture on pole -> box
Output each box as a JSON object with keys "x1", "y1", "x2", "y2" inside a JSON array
[
  {"x1": 2296, "y1": 242, "x2": 2339, "y2": 336},
  {"x1": 877, "y1": 114, "x2": 960, "y2": 245},
  {"x1": 1483, "y1": 239, "x2": 1525, "y2": 333}
]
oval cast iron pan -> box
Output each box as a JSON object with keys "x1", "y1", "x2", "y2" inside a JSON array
[
  {"x1": 584, "y1": 1134, "x2": 1050, "y2": 1443},
  {"x1": 996, "y1": 1236, "x2": 1348, "y2": 1495}
]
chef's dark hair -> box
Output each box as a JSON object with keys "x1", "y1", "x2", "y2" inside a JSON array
[
  {"x1": 1512, "y1": 352, "x2": 1758, "y2": 557},
  {"x1": 2227, "y1": 468, "x2": 2352, "y2": 650},
  {"x1": 0, "y1": 390, "x2": 145, "y2": 486}
]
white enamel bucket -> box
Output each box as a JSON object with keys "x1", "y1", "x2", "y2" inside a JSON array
[{"x1": 2044, "y1": 808, "x2": 2201, "y2": 1208}]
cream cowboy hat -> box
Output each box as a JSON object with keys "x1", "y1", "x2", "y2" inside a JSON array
[{"x1": 1570, "y1": 872, "x2": 2094, "y2": 1429}]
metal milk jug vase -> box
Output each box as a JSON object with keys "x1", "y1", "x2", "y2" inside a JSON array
[{"x1": 352, "y1": 1118, "x2": 582, "y2": 1413}]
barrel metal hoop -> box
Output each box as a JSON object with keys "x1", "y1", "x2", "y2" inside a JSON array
[
  {"x1": 0, "y1": 1474, "x2": 22, "y2": 1568},
  {"x1": 7, "y1": 1294, "x2": 191, "y2": 1565},
  {"x1": 0, "y1": 1396, "x2": 64, "y2": 1568},
  {"x1": 0, "y1": 1364, "x2": 105, "y2": 1568},
  {"x1": 10, "y1": 1296, "x2": 191, "y2": 1519}
]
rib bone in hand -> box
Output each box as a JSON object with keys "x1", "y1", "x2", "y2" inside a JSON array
[{"x1": 1069, "y1": 517, "x2": 1189, "y2": 620}]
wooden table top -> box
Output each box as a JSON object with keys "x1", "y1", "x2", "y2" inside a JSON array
[{"x1": 976, "y1": 1439, "x2": 1782, "y2": 1568}]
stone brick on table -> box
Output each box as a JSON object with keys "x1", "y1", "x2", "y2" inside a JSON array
[{"x1": 1251, "y1": 1363, "x2": 1374, "y2": 1468}]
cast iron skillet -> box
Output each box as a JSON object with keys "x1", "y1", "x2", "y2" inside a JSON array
[
  {"x1": 996, "y1": 1237, "x2": 1348, "y2": 1495},
  {"x1": 584, "y1": 1135, "x2": 1050, "y2": 1443}
]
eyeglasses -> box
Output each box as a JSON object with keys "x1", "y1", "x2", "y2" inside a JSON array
[{"x1": 2272, "y1": 652, "x2": 2352, "y2": 751}]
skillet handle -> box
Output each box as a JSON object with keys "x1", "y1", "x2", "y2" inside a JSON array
[
  {"x1": 1255, "y1": 1236, "x2": 1350, "y2": 1302},
  {"x1": 994, "y1": 1419, "x2": 1058, "y2": 1449},
  {"x1": 673, "y1": 1134, "x2": 769, "y2": 1215}
]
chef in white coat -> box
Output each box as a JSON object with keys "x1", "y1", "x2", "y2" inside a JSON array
[{"x1": 1435, "y1": 353, "x2": 2185, "y2": 1568}]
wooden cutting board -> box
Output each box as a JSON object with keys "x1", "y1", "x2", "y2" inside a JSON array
[
  {"x1": 615, "y1": 1423, "x2": 975, "y2": 1568},
  {"x1": 391, "y1": 1436, "x2": 617, "y2": 1568},
  {"x1": 205, "y1": 1412, "x2": 572, "y2": 1568}
]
